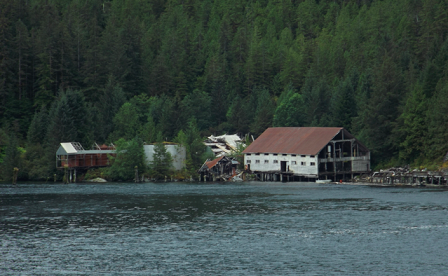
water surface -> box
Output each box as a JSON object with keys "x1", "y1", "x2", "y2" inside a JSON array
[{"x1": 1, "y1": 182, "x2": 448, "y2": 275}]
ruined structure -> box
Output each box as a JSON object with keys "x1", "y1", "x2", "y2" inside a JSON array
[
  {"x1": 243, "y1": 127, "x2": 370, "y2": 182},
  {"x1": 56, "y1": 142, "x2": 116, "y2": 182},
  {"x1": 198, "y1": 156, "x2": 239, "y2": 181},
  {"x1": 204, "y1": 134, "x2": 244, "y2": 157}
]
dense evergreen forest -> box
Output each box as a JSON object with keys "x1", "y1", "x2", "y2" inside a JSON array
[{"x1": 1, "y1": 0, "x2": 448, "y2": 181}]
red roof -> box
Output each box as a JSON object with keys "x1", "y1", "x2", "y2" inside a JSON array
[
  {"x1": 205, "y1": 156, "x2": 224, "y2": 169},
  {"x1": 243, "y1": 127, "x2": 344, "y2": 155}
]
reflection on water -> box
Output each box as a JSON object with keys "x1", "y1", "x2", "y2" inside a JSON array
[{"x1": 1, "y1": 182, "x2": 448, "y2": 275}]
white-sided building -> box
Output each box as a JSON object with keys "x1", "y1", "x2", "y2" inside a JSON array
[{"x1": 243, "y1": 127, "x2": 370, "y2": 182}]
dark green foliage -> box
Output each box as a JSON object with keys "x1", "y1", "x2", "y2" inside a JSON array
[
  {"x1": 27, "y1": 106, "x2": 48, "y2": 144},
  {"x1": 109, "y1": 102, "x2": 140, "y2": 141},
  {"x1": 150, "y1": 142, "x2": 173, "y2": 180},
  {"x1": 94, "y1": 79, "x2": 126, "y2": 142},
  {"x1": 250, "y1": 87, "x2": 275, "y2": 136},
  {"x1": 302, "y1": 77, "x2": 331, "y2": 126},
  {"x1": 358, "y1": 54, "x2": 404, "y2": 163},
  {"x1": 181, "y1": 89, "x2": 212, "y2": 130},
  {"x1": 24, "y1": 143, "x2": 47, "y2": 180},
  {"x1": 139, "y1": 116, "x2": 158, "y2": 144},
  {"x1": 273, "y1": 87, "x2": 306, "y2": 127},
  {"x1": 174, "y1": 119, "x2": 209, "y2": 174},
  {"x1": 108, "y1": 137, "x2": 145, "y2": 181},
  {"x1": 46, "y1": 89, "x2": 92, "y2": 147},
  {"x1": 425, "y1": 83, "x2": 448, "y2": 161},
  {"x1": 330, "y1": 78, "x2": 356, "y2": 131},
  {"x1": 3, "y1": 0, "x2": 448, "y2": 177},
  {"x1": 398, "y1": 84, "x2": 427, "y2": 162},
  {"x1": 0, "y1": 134, "x2": 24, "y2": 182}
]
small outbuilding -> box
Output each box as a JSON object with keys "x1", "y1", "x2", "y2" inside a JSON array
[
  {"x1": 56, "y1": 142, "x2": 117, "y2": 182},
  {"x1": 243, "y1": 127, "x2": 370, "y2": 182},
  {"x1": 198, "y1": 156, "x2": 239, "y2": 181}
]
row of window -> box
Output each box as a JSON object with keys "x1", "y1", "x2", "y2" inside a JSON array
[
  {"x1": 246, "y1": 160, "x2": 316, "y2": 166},
  {"x1": 246, "y1": 153, "x2": 315, "y2": 158}
]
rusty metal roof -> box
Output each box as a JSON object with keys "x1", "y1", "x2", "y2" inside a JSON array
[
  {"x1": 243, "y1": 127, "x2": 344, "y2": 155},
  {"x1": 206, "y1": 156, "x2": 225, "y2": 169}
]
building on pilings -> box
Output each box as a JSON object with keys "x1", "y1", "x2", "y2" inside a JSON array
[
  {"x1": 242, "y1": 127, "x2": 370, "y2": 182},
  {"x1": 56, "y1": 142, "x2": 116, "y2": 182}
]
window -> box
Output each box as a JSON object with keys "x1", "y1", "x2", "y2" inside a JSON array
[
  {"x1": 255, "y1": 160, "x2": 260, "y2": 164},
  {"x1": 247, "y1": 160, "x2": 251, "y2": 164},
  {"x1": 282, "y1": 154, "x2": 287, "y2": 156},
  {"x1": 292, "y1": 154, "x2": 296, "y2": 157},
  {"x1": 301, "y1": 155, "x2": 306, "y2": 157},
  {"x1": 247, "y1": 154, "x2": 251, "y2": 156},
  {"x1": 273, "y1": 154, "x2": 278, "y2": 156},
  {"x1": 264, "y1": 160, "x2": 269, "y2": 163},
  {"x1": 264, "y1": 153, "x2": 269, "y2": 156},
  {"x1": 310, "y1": 155, "x2": 315, "y2": 158},
  {"x1": 301, "y1": 162, "x2": 306, "y2": 166},
  {"x1": 310, "y1": 162, "x2": 316, "y2": 166},
  {"x1": 292, "y1": 161, "x2": 297, "y2": 165},
  {"x1": 273, "y1": 160, "x2": 278, "y2": 163},
  {"x1": 255, "y1": 153, "x2": 260, "y2": 156}
]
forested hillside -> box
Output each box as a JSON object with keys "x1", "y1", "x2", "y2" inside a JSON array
[{"x1": 1, "y1": 0, "x2": 448, "y2": 180}]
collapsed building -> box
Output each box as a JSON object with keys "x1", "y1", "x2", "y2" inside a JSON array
[
  {"x1": 204, "y1": 134, "x2": 245, "y2": 157},
  {"x1": 197, "y1": 156, "x2": 240, "y2": 182}
]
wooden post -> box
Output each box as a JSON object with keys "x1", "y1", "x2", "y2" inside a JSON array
[
  {"x1": 350, "y1": 140, "x2": 353, "y2": 181},
  {"x1": 13, "y1": 167, "x2": 19, "y2": 184},
  {"x1": 332, "y1": 141, "x2": 336, "y2": 181}
]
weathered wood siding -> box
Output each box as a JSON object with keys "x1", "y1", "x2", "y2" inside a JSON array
[{"x1": 244, "y1": 153, "x2": 318, "y2": 175}]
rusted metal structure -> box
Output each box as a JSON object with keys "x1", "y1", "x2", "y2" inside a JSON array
[
  {"x1": 56, "y1": 142, "x2": 116, "y2": 182},
  {"x1": 198, "y1": 156, "x2": 239, "y2": 181},
  {"x1": 243, "y1": 127, "x2": 370, "y2": 182}
]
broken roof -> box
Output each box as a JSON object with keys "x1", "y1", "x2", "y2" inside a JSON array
[
  {"x1": 206, "y1": 134, "x2": 243, "y2": 149},
  {"x1": 56, "y1": 142, "x2": 115, "y2": 155},
  {"x1": 57, "y1": 142, "x2": 85, "y2": 154},
  {"x1": 243, "y1": 127, "x2": 346, "y2": 155},
  {"x1": 205, "y1": 156, "x2": 225, "y2": 169}
]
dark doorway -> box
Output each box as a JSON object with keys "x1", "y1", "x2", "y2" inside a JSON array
[{"x1": 281, "y1": 161, "x2": 287, "y2": 172}]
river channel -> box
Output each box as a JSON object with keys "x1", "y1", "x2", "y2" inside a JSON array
[{"x1": 1, "y1": 182, "x2": 448, "y2": 275}]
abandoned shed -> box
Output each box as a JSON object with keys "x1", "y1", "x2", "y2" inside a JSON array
[
  {"x1": 56, "y1": 142, "x2": 116, "y2": 182},
  {"x1": 198, "y1": 156, "x2": 239, "y2": 181},
  {"x1": 243, "y1": 127, "x2": 370, "y2": 182}
]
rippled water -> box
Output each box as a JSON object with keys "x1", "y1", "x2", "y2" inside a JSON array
[{"x1": 1, "y1": 182, "x2": 448, "y2": 275}]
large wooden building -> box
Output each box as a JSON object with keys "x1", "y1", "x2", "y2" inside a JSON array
[{"x1": 243, "y1": 127, "x2": 370, "y2": 182}]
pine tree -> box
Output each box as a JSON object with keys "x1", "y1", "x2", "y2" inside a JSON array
[
  {"x1": 109, "y1": 102, "x2": 140, "y2": 142},
  {"x1": 273, "y1": 89, "x2": 306, "y2": 127},
  {"x1": 398, "y1": 84, "x2": 427, "y2": 162},
  {"x1": 330, "y1": 78, "x2": 356, "y2": 131},
  {"x1": 108, "y1": 137, "x2": 146, "y2": 181},
  {"x1": 425, "y1": 81, "x2": 448, "y2": 161},
  {"x1": 0, "y1": 133, "x2": 23, "y2": 182},
  {"x1": 150, "y1": 142, "x2": 173, "y2": 180}
]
